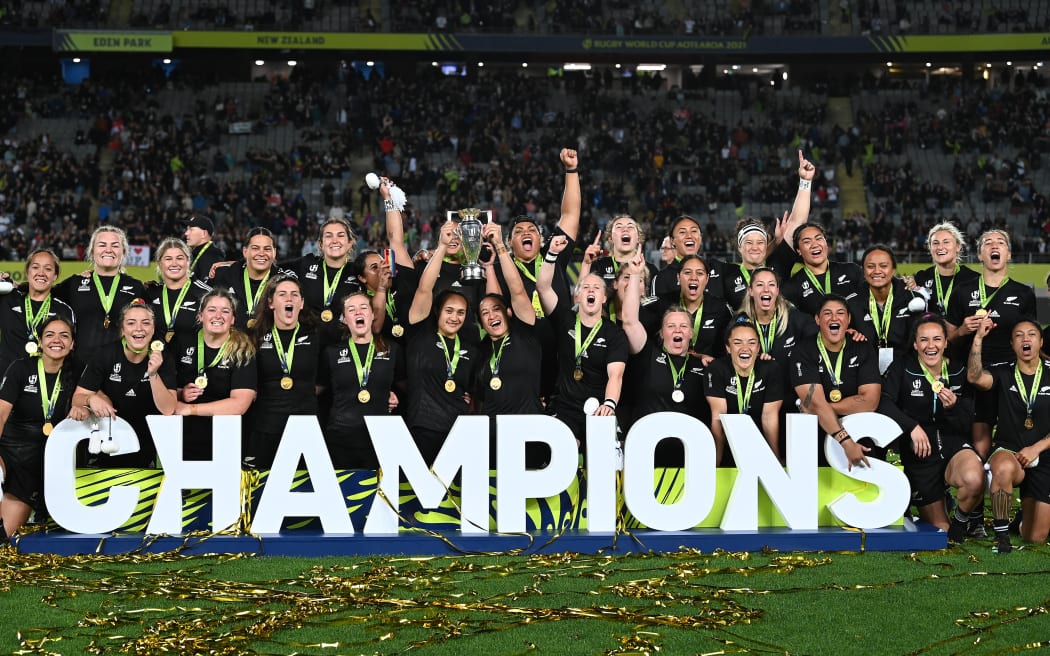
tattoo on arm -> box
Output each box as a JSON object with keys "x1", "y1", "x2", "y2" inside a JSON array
[
  {"x1": 802, "y1": 383, "x2": 816, "y2": 411},
  {"x1": 967, "y1": 349, "x2": 984, "y2": 380}
]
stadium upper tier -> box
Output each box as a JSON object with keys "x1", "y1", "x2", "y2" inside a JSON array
[{"x1": 5, "y1": 0, "x2": 1046, "y2": 36}]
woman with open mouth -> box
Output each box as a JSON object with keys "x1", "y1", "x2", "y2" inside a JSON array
[
  {"x1": 706, "y1": 318, "x2": 785, "y2": 466},
  {"x1": 878, "y1": 313, "x2": 981, "y2": 544},
  {"x1": 969, "y1": 316, "x2": 1050, "y2": 554},
  {"x1": 0, "y1": 316, "x2": 81, "y2": 539},
  {"x1": 474, "y1": 221, "x2": 546, "y2": 467},
  {"x1": 947, "y1": 229, "x2": 1035, "y2": 367},
  {"x1": 652, "y1": 254, "x2": 729, "y2": 366},
  {"x1": 739, "y1": 267, "x2": 815, "y2": 364},
  {"x1": 55, "y1": 226, "x2": 146, "y2": 356},
  {"x1": 173, "y1": 289, "x2": 257, "y2": 461},
  {"x1": 353, "y1": 249, "x2": 414, "y2": 344},
  {"x1": 591, "y1": 215, "x2": 657, "y2": 288},
  {"x1": 849, "y1": 245, "x2": 927, "y2": 373},
  {"x1": 404, "y1": 222, "x2": 479, "y2": 467},
  {"x1": 0, "y1": 249, "x2": 75, "y2": 373},
  {"x1": 771, "y1": 218, "x2": 863, "y2": 317},
  {"x1": 205, "y1": 227, "x2": 287, "y2": 331},
  {"x1": 912, "y1": 222, "x2": 979, "y2": 317},
  {"x1": 72, "y1": 299, "x2": 178, "y2": 468},
  {"x1": 145, "y1": 238, "x2": 206, "y2": 346},
  {"x1": 318, "y1": 290, "x2": 402, "y2": 470},
  {"x1": 244, "y1": 276, "x2": 320, "y2": 469},
  {"x1": 537, "y1": 235, "x2": 629, "y2": 453},
  {"x1": 280, "y1": 217, "x2": 363, "y2": 341},
  {"x1": 789, "y1": 295, "x2": 882, "y2": 468},
  {"x1": 620, "y1": 258, "x2": 708, "y2": 468}
]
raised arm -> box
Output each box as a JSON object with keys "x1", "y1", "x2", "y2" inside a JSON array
[
  {"x1": 555, "y1": 148, "x2": 581, "y2": 241},
  {"x1": 371, "y1": 262, "x2": 392, "y2": 333},
  {"x1": 485, "y1": 222, "x2": 535, "y2": 325},
  {"x1": 967, "y1": 317, "x2": 995, "y2": 390},
  {"x1": 381, "y1": 177, "x2": 414, "y2": 270},
  {"x1": 619, "y1": 257, "x2": 648, "y2": 354},
  {"x1": 408, "y1": 221, "x2": 454, "y2": 324},
  {"x1": 577, "y1": 230, "x2": 602, "y2": 282},
  {"x1": 537, "y1": 234, "x2": 569, "y2": 316},
  {"x1": 773, "y1": 150, "x2": 817, "y2": 251}
]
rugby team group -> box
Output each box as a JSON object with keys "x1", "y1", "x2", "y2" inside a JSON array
[{"x1": 0, "y1": 148, "x2": 1045, "y2": 554}]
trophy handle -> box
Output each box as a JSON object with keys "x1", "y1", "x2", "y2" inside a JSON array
[{"x1": 446, "y1": 211, "x2": 457, "y2": 222}]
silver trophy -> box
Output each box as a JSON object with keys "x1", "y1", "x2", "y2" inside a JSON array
[{"x1": 446, "y1": 208, "x2": 491, "y2": 281}]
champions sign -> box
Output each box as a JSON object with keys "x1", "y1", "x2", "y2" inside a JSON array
[{"x1": 43, "y1": 412, "x2": 910, "y2": 536}]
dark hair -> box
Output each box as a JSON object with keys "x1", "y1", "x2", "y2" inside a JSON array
[
  {"x1": 677, "y1": 254, "x2": 708, "y2": 273},
  {"x1": 249, "y1": 274, "x2": 317, "y2": 338},
  {"x1": 909, "y1": 312, "x2": 949, "y2": 343},
  {"x1": 39, "y1": 314, "x2": 75, "y2": 340},
  {"x1": 1013, "y1": 316, "x2": 1043, "y2": 336},
  {"x1": 119, "y1": 297, "x2": 156, "y2": 323},
  {"x1": 435, "y1": 288, "x2": 470, "y2": 315},
  {"x1": 338, "y1": 290, "x2": 390, "y2": 352},
  {"x1": 245, "y1": 226, "x2": 276, "y2": 247},
  {"x1": 792, "y1": 221, "x2": 827, "y2": 252},
  {"x1": 726, "y1": 314, "x2": 760, "y2": 343},
  {"x1": 861, "y1": 244, "x2": 897, "y2": 269},
  {"x1": 477, "y1": 293, "x2": 509, "y2": 315},
  {"x1": 817, "y1": 293, "x2": 851, "y2": 314},
  {"x1": 351, "y1": 249, "x2": 382, "y2": 280},
  {"x1": 25, "y1": 248, "x2": 61, "y2": 278}
]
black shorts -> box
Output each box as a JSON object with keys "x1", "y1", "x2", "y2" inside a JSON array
[
  {"x1": 902, "y1": 441, "x2": 974, "y2": 507},
  {"x1": 0, "y1": 439, "x2": 45, "y2": 511},
  {"x1": 1020, "y1": 457, "x2": 1050, "y2": 503}
]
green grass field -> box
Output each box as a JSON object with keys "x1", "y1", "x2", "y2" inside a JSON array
[{"x1": 2, "y1": 540, "x2": 1049, "y2": 655}]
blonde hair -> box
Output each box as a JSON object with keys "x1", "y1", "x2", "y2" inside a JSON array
[
  {"x1": 198, "y1": 288, "x2": 256, "y2": 366},
  {"x1": 86, "y1": 225, "x2": 130, "y2": 270},
  {"x1": 739, "y1": 268, "x2": 791, "y2": 339},
  {"x1": 927, "y1": 222, "x2": 965, "y2": 254},
  {"x1": 606, "y1": 215, "x2": 644, "y2": 249},
  {"x1": 155, "y1": 237, "x2": 192, "y2": 282}
]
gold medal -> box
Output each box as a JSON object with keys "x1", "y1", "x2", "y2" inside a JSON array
[
  {"x1": 573, "y1": 368, "x2": 584, "y2": 381},
  {"x1": 150, "y1": 340, "x2": 165, "y2": 353},
  {"x1": 321, "y1": 309, "x2": 333, "y2": 323},
  {"x1": 42, "y1": 422, "x2": 53, "y2": 436},
  {"x1": 490, "y1": 376, "x2": 502, "y2": 391},
  {"x1": 1025, "y1": 417, "x2": 1034, "y2": 430},
  {"x1": 280, "y1": 376, "x2": 294, "y2": 390},
  {"x1": 930, "y1": 380, "x2": 944, "y2": 393},
  {"x1": 166, "y1": 331, "x2": 174, "y2": 342},
  {"x1": 195, "y1": 375, "x2": 208, "y2": 389},
  {"x1": 975, "y1": 308, "x2": 988, "y2": 318},
  {"x1": 24, "y1": 341, "x2": 38, "y2": 355},
  {"x1": 444, "y1": 379, "x2": 456, "y2": 393},
  {"x1": 246, "y1": 318, "x2": 256, "y2": 329},
  {"x1": 392, "y1": 325, "x2": 404, "y2": 337},
  {"x1": 829, "y1": 389, "x2": 843, "y2": 403},
  {"x1": 357, "y1": 389, "x2": 371, "y2": 403},
  {"x1": 103, "y1": 316, "x2": 110, "y2": 329}
]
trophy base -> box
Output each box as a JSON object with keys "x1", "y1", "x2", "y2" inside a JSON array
[{"x1": 461, "y1": 265, "x2": 485, "y2": 281}]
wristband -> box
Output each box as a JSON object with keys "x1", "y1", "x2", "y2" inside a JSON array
[
  {"x1": 798, "y1": 179, "x2": 812, "y2": 191},
  {"x1": 545, "y1": 252, "x2": 560, "y2": 263},
  {"x1": 603, "y1": 398, "x2": 618, "y2": 410},
  {"x1": 383, "y1": 199, "x2": 396, "y2": 211},
  {"x1": 835, "y1": 430, "x2": 850, "y2": 444},
  {"x1": 565, "y1": 167, "x2": 579, "y2": 174}
]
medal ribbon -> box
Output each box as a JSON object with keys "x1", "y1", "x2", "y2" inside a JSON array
[
  {"x1": 439, "y1": 332, "x2": 462, "y2": 380},
  {"x1": 1014, "y1": 364, "x2": 1042, "y2": 423},
  {"x1": 242, "y1": 267, "x2": 271, "y2": 315},
  {"x1": 322, "y1": 262, "x2": 347, "y2": 305},
  {"x1": 739, "y1": 263, "x2": 752, "y2": 286},
  {"x1": 868, "y1": 288, "x2": 894, "y2": 346},
  {"x1": 816, "y1": 335, "x2": 844, "y2": 387},
  {"x1": 680, "y1": 296, "x2": 704, "y2": 347},
  {"x1": 24, "y1": 294, "x2": 52, "y2": 340},
  {"x1": 978, "y1": 275, "x2": 1010, "y2": 310},
  {"x1": 37, "y1": 358, "x2": 62, "y2": 425},
  {"x1": 161, "y1": 283, "x2": 192, "y2": 333},
  {"x1": 196, "y1": 331, "x2": 230, "y2": 375},
  {"x1": 92, "y1": 272, "x2": 120, "y2": 322},
  {"x1": 190, "y1": 242, "x2": 212, "y2": 276},
  {"x1": 270, "y1": 324, "x2": 300, "y2": 376},
  {"x1": 664, "y1": 349, "x2": 685, "y2": 391},
  {"x1": 489, "y1": 335, "x2": 509, "y2": 377},
  {"x1": 574, "y1": 315, "x2": 603, "y2": 369},
  {"x1": 514, "y1": 257, "x2": 542, "y2": 283},
  {"x1": 366, "y1": 289, "x2": 399, "y2": 322},
  {"x1": 757, "y1": 315, "x2": 776, "y2": 354},
  {"x1": 933, "y1": 265, "x2": 958, "y2": 314},
  {"x1": 919, "y1": 360, "x2": 949, "y2": 414},
  {"x1": 803, "y1": 266, "x2": 831, "y2": 295},
  {"x1": 735, "y1": 369, "x2": 757, "y2": 413},
  {"x1": 348, "y1": 337, "x2": 375, "y2": 389}
]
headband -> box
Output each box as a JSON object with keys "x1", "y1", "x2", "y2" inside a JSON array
[{"x1": 737, "y1": 224, "x2": 767, "y2": 247}]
